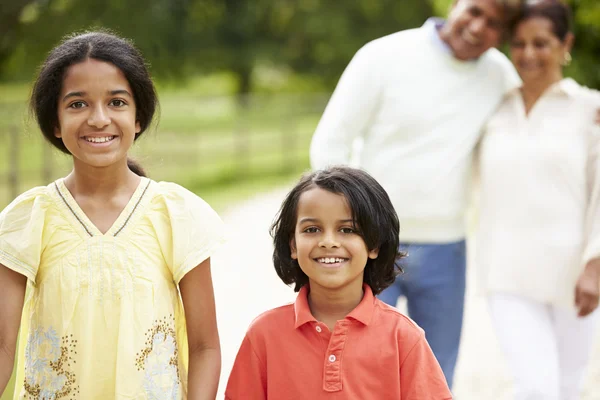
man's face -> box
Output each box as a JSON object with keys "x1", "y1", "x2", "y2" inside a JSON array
[{"x1": 441, "y1": 0, "x2": 506, "y2": 60}]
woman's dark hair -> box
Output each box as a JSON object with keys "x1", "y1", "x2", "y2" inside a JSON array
[
  {"x1": 30, "y1": 30, "x2": 158, "y2": 177},
  {"x1": 515, "y1": 0, "x2": 572, "y2": 41},
  {"x1": 270, "y1": 166, "x2": 404, "y2": 295}
]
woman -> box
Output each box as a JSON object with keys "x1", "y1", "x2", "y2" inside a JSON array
[{"x1": 476, "y1": 1, "x2": 600, "y2": 399}]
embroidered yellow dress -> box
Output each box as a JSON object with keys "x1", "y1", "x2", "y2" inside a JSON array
[{"x1": 0, "y1": 177, "x2": 226, "y2": 400}]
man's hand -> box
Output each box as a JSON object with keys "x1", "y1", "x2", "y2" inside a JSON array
[{"x1": 575, "y1": 259, "x2": 600, "y2": 317}]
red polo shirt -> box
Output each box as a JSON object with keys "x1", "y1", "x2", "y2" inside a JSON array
[{"x1": 225, "y1": 284, "x2": 452, "y2": 399}]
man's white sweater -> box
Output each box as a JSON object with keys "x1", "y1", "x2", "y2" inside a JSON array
[{"x1": 310, "y1": 19, "x2": 520, "y2": 243}]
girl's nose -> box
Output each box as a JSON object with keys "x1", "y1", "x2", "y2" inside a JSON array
[{"x1": 87, "y1": 105, "x2": 111, "y2": 128}]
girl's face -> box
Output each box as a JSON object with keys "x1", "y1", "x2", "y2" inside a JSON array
[
  {"x1": 510, "y1": 17, "x2": 571, "y2": 83},
  {"x1": 55, "y1": 58, "x2": 140, "y2": 170},
  {"x1": 290, "y1": 187, "x2": 378, "y2": 294}
]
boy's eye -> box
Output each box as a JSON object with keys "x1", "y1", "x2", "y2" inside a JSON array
[
  {"x1": 110, "y1": 99, "x2": 126, "y2": 107},
  {"x1": 68, "y1": 101, "x2": 86, "y2": 109}
]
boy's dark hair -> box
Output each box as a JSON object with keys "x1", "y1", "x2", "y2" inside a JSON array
[
  {"x1": 514, "y1": 0, "x2": 572, "y2": 41},
  {"x1": 270, "y1": 166, "x2": 404, "y2": 295},
  {"x1": 29, "y1": 30, "x2": 158, "y2": 176}
]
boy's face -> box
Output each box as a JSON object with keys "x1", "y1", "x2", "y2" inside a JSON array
[
  {"x1": 290, "y1": 187, "x2": 378, "y2": 295},
  {"x1": 441, "y1": 0, "x2": 506, "y2": 60}
]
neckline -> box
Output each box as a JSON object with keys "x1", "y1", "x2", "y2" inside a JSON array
[{"x1": 54, "y1": 177, "x2": 151, "y2": 237}]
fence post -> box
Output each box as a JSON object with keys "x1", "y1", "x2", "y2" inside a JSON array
[
  {"x1": 9, "y1": 126, "x2": 19, "y2": 200},
  {"x1": 282, "y1": 113, "x2": 297, "y2": 174},
  {"x1": 235, "y1": 95, "x2": 250, "y2": 179}
]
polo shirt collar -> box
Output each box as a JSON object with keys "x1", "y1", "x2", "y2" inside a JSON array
[{"x1": 293, "y1": 284, "x2": 376, "y2": 329}]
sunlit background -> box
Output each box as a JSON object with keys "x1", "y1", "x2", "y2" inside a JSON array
[{"x1": 1, "y1": 0, "x2": 599, "y2": 398}]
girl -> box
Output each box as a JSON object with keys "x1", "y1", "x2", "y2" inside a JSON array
[
  {"x1": 225, "y1": 166, "x2": 452, "y2": 399},
  {"x1": 0, "y1": 31, "x2": 225, "y2": 399},
  {"x1": 476, "y1": 1, "x2": 600, "y2": 398}
]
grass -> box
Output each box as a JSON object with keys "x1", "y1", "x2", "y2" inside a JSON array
[
  {"x1": 0, "y1": 76, "x2": 328, "y2": 398},
  {"x1": 0, "y1": 77, "x2": 328, "y2": 209}
]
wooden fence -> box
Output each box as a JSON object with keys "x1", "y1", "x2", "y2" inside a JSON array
[{"x1": 0, "y1": 93, "x2": 329, "y2": 207}]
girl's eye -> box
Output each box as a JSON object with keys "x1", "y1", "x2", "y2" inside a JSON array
[
  {"x1": 110, "y1": 99, "x2": 126, "y2": 107},
  {"x1": 68, "y1": 101, "x2": 86, "y2": 109},
  {"x1": 303, "y1": 227, "x2": 319, "y2": 233},
  {"x1": 340, "y1": 227, "x2": 355, "y2": 234}
]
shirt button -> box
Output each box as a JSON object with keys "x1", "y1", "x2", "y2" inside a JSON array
[
  {"x1": 328, "y1": 355, "x2": 336, "y2": 363},
  {"x1": 316, "y1": 326, "x2": 322, "y2": 333}
]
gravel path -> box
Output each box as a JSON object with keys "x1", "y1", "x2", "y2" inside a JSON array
[{"x1": 210, "y1": 186, "x2": 600, "y2": 399}]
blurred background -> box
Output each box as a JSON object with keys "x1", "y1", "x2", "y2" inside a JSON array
[
  {"x1": 0, "y1": 0, "x2": 599, "y2": 399},
  {"x1": 0, "y1": 0, "x2": 599, "y2": 210}
]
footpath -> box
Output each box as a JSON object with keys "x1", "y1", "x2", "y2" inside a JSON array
[{"x1": 211, "y1": 186, "x2": 600, "y2": 399}]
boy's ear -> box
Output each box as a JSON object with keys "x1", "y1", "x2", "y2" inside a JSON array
[
  {"x1": 290, "y1": 238, "x2": 297, "y2": 259},
  {"x1": 368, "y1": 247, "x2": 379, "y2": 260}
]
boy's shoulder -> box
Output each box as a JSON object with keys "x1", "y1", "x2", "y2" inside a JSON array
[
  {"x1": 246, "y1": 302, "x2": 296, "y2": 335},
  {"x1": 372, "y1": 298, "x2": 425, "y2": 339}
]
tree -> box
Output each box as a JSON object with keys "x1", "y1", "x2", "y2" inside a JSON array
[{"x1": 0, "y1": 0, "x2": 38, "y2": 77}]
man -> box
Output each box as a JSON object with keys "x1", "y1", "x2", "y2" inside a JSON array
[{"x1": 310, "y1": 0, "x2": 524, "y2": 389}]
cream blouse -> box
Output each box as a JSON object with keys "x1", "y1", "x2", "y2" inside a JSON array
[{"x1": 477, "y1": 78, "x2": 600, "y2": 308}]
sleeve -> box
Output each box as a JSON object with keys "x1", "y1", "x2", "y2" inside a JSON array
[
  {"x1": 583, "y1": 105, "x2": 600, "y2": 266},
  {"x1": 160, "y1": 182, "x2": 226, "y2": 284},
  {"x1": 399, "y1": 331, "x2": 453, "y2": 400},
  {"x1": 0, "y1": 188, "x2": 48, "y2": 283},
  {"x1": 310, "y1": 41, "x2": 384, "y2": 170},
  {"x1": 225, "y1": 334, "x2": 267, "y2": 400},
  {"x1": 494, "y1": 49, "x2": 521, "y2": 94}
]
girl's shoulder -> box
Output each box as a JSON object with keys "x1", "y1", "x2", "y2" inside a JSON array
[
  {"x1": 1, "y1": 184, "x2": 54, "y2": 221},
  {"x1": 145, "y1": 179, "x2": 224, "y2": 237},
  {"x1": 149, "y1": 180, "x2": 212, "y2": 210}
]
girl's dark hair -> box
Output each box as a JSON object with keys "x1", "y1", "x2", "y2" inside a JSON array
[
  {"x1": 270, "y1": 166, "x2": 404, "y2": 295},
  {"x1": 515, "y1": 0, "x2": 572, "y2": 41},
  {"x1": 30, "y1": 30, "x2": 158, "y2": 177}
]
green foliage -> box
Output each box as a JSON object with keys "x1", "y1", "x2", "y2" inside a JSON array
[
  {"x1": 567, "y1": 0, "x2": 600, "y2": 88},
  {"x1": 0, "y1": 0, "x2": 598, "y2": 91}
]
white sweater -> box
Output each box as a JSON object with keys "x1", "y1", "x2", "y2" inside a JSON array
[
  {"x1": 477, "y1": 78, "x2": 600, "y2": 308},
  {"x1": 310, "y1": 19, "x2": 519, "y2": 242}
]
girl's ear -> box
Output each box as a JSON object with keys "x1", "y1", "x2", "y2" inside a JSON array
[
  {"x1": 368, "y1": 248, "x2": 379, "y2": 260},
  {"x1": 135, "y1": 121, "x2": 141, "y2": 134},
  {"x1": 54, "y1": 126, "x2": 62, "y2": 138},
  {"x1": 290, "y1": 238, "x2": 297, "y2": 259}
]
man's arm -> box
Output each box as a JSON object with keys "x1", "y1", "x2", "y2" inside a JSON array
[{"x1": 310, "y1": 42, "x2": 383, "y2": 169}]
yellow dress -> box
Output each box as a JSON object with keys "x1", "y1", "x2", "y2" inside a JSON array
[{"x1": 0, "y1": 177, "x2": 226, "y2": 399}]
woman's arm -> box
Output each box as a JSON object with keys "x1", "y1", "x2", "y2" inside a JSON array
[
  {"x1": 576, "y1": 109, "x2": 600, "y2": 317},
  {"x1": 0, "y1": 264, "x2": 26, "y2": 396},
  {"x1": 179, "y1": 258, "x2": 221, "y2": 400}
]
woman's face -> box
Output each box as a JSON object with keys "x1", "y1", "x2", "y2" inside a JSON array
[{"x1": 510, "y1": 17, "x2": 572, "y2": 83}]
